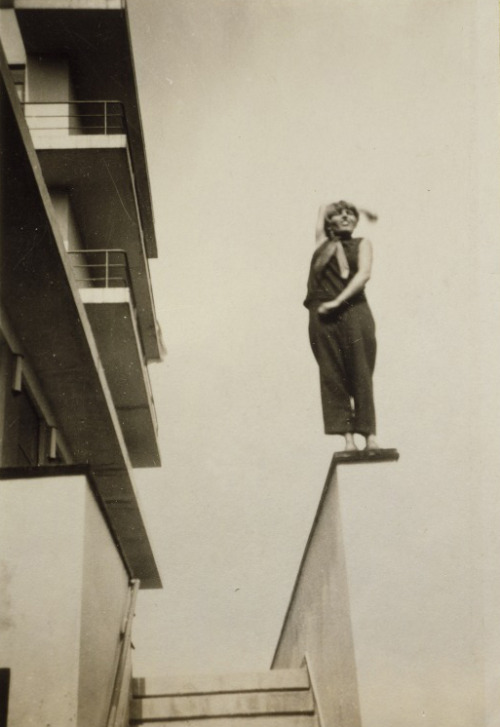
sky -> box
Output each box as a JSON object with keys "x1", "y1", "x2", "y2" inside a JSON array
[{"x1": 125, "y1": 0, "x2": 500, "y2": 676}]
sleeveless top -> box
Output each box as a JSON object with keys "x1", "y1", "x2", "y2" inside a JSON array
[{"x1": 303, "y1": 237, "x2": 367, "y2": 309}]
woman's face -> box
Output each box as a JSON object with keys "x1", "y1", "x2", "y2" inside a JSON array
[{"x1": 326, "y1": 207, "x2": 358, "y2": 237}]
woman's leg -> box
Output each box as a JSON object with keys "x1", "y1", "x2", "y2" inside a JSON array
[
  {"x1": 344, "y1": 304, "x2": 377, "y2": 437},
  {"x1": 309, "y1": 310, "x2": 354, "y2": 435},
  {"x1": 365, "y1": 434, "x2": 380, "y2": 450},
  {"x1": 344, "y1": 433, "x2": 358, "y2": 451}
]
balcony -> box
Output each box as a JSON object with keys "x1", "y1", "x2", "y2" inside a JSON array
[
  {"x1": 14, "y1": 2, "x2": 158, "y2": 256},
  {"x1": 1, "y1": 59, "x2": 160, "y2": 586},
  {"x1": 23, "y1": 99, "x2": 161, "y2": 362},
  {"x1": 68, "y1": 248, "x2": 159, "y2": 468}
]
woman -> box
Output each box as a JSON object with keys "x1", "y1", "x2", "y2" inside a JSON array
[{"x1": 304, "y1": 200, "x2": 379, "y2": 451}]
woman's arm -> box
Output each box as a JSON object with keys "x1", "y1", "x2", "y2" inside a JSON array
[{"x1": 318, "y1": 238, "x2": 373, "y2": 315}]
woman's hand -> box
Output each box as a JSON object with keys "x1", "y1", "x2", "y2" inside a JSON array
[{"x1": 318, "y1": 300, "x2": 341, "y2": 315}]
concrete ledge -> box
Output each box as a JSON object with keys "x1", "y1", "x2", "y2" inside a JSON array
[
  {"x1": 15, "y1": 1, "x2": 124, "y2": 8},
  {"x1": 332, "y1": 448, "x2": 399, "y2": 465},
  {"x1": 30, "y1": 132, "x2": 127, "y2": 149},
  {"x1": 130, "y1": 691, "x2": 314, "y2": 722},
  {"x1": 133, "y1": 669, "x2": 309, "y2": 697},
  {"x1": 80, "y1": 287, "x2": 131, "y2": 304},
  {"x1": 130, "y1": 718, "x2": 315, "y2": 727}
]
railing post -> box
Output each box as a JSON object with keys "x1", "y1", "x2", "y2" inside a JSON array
[
  {"x1": 104, "y1": 100, "x2": 107, "y2": 135},
  {"x1": 105, "y1": 250, "x2": 109, "y2": 288}
]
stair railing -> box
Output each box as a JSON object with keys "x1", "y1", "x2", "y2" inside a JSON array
[
  {"x1": 106, "y1": 579, "x2": 140, "y2": 727},
  {"x1": 302, "y1": 653, "x2": 325, "y2": 727}
]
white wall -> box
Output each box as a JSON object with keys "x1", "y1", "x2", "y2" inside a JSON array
[
  {"x1": 26, "y1": 55, "x2": 74, "y2": 103},
  {"x1": 340, "y1": 463, "x2": 483, "y2": 727},
  {"x1": 0, "y1": 474, "x2": 130, "y2": 727},
  {"x1": 78, "y1": 486, "x2": 130, "y2": 727},
  {"x1": 50, "y1": 190, "x2": 87, "y2": 251},
  {"x1": 273, "y1": 460, "x2": 487, "y2": 727},
  {"x1": 25, "y1": 54, "x2": 83, "y2": 137},
  {"x1": 474, "y1": 4, "x2": 500, "y2": 724},
  {"x1": 272, "y1": 463, "x2": 361, "y2": 727},
  {"x1": 0, "y1": 476, "x2": 86, "y2": 727}
]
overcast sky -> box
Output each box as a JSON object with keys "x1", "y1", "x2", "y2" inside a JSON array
[{"x1": 127, "y1": 0, "x2": 500, "y2": 675}]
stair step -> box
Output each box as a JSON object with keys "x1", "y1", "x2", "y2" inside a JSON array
[
  {"x1": 130, "y1": 689, "x2": 314, "y2": 722},
  {"x1": 133, "y1": 668, "x2": 309, "y2": 697},
  {"x1": 130, "y1": 716, "x2": 316, "y2": 727}
]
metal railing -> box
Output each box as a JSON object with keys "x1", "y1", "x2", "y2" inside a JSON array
[
  {"x1": 106, "y1": 579, "x2": 140, "y2": 727},
  {"x1": 22, "y1": 100, "x2": 126, "y2": 134},
  {"x1": 68, "y1": 249, "x2": 133, "y2": 291}
]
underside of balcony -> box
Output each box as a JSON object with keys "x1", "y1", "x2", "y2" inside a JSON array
[{"x1": 82, "y1": 287, "x2": 160, "y2": 468}]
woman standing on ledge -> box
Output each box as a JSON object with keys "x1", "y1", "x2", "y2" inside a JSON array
[{"x1": 304, "y1": 200, "x2": 379, "y2": 452}]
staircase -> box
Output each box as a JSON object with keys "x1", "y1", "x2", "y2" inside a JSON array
[{"x1": 130, "y1": 667, "x2": 318, "y2": 727}]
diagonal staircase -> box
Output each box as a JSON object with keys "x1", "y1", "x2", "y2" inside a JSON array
[{"x1": 130, "y1": 667, "x2": 318, "y2": 727}]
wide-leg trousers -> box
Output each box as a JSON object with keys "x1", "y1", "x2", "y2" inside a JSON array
[{"x1": 308, "y1": 301, "x2": 377, "y2": 435}]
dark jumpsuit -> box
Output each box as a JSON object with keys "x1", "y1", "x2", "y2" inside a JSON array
[{"x1": 304, "y1": 237, "x2": 377, "y2": 435}]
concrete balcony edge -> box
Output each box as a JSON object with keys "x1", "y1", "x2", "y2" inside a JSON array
[{"x1": 80, "y1": 287, "x2": 160, "y2": 467}]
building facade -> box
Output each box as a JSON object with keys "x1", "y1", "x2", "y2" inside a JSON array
[{"x1": 0, "y1": 3, "x2": 163, "y2": 725}]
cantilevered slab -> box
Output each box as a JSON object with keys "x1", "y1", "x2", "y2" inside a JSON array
[{"x1": 81, "y1": 282, "x2": 159, "y2": 467}]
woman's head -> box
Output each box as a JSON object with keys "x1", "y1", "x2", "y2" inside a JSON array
[{"x1": 323, "y1": 200, "x2": 359, "y2": 238}]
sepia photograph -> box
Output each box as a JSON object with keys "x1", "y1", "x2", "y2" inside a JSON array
[{"x1": 1, "y1": 0, "x2": 499, "y2": 725}]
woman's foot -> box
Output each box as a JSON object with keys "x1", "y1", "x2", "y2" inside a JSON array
[
  {"x1": 365, "y1": 434, "x2": 380, "y2": 451},
  {"x1": 344, "y1": 433, "x2": 358, "y2": 451}
]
